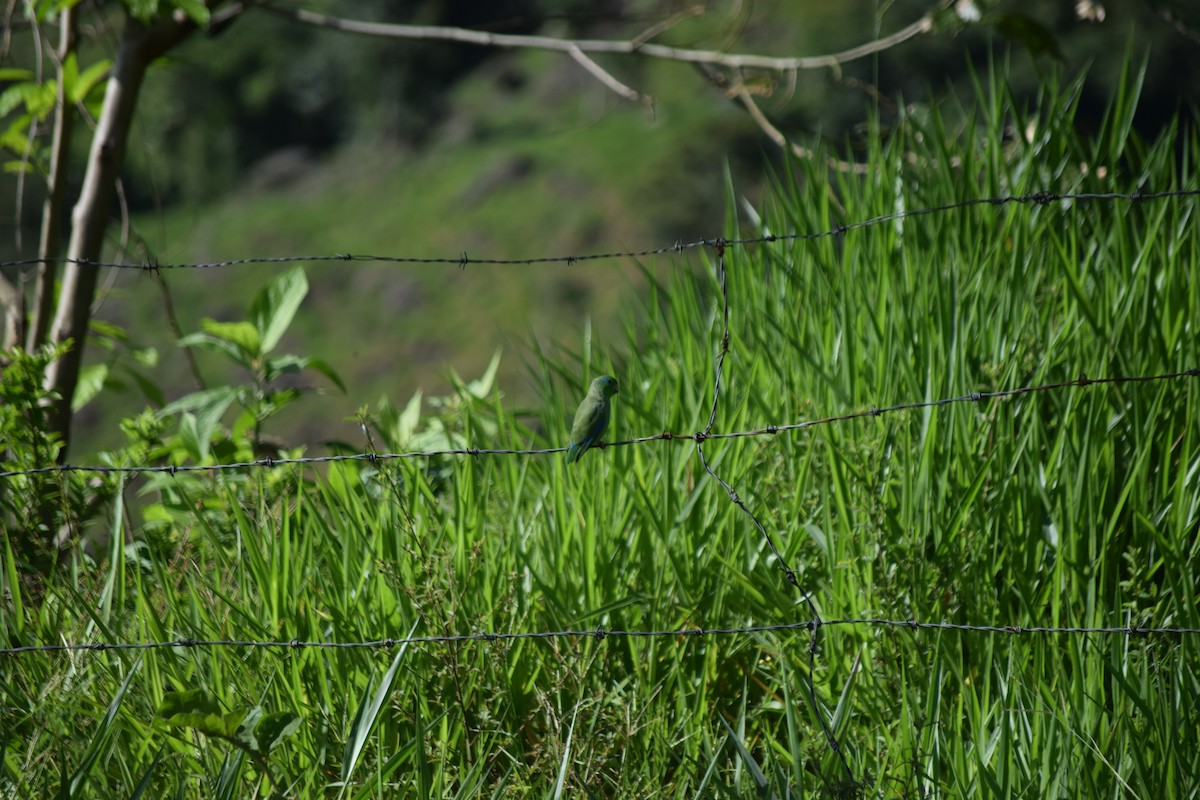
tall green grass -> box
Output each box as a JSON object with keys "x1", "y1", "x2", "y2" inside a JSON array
[{"x1": 3, "y1": 64, "x2": 1198, "y2": 797}]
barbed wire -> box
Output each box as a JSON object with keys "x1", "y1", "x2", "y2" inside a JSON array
[
  {"x1": 3, "y1": 617, "x2": 1193, "y2": 657},
  {"x1": 696, "y1": 240, "x2": 851, "y2": 776},
  {"x1": 6, "y1": 186, "x2": 1198, "y2": 792},
  {"x1": 2, "y1": 367, "x2": 1194, "y2": 480},
  {"x1": 1, "y1": 189, "x2": 1195, "y2": 272}
]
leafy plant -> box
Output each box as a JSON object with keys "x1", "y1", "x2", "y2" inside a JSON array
[
  {"x1": 97, "y1": 266, "x2": 344, "y2": 543},
  {"x1": 73, "y1": 319, "x2": 165, "y2": 412},
  {"x1": 1, "y1": 60, "x2": 1197, "y2": 799},
  {"x1": 0, "y1": 343, "x2": 93, "y2": 566},
  {"x1": 158, "y1": 689, "x2": 300, "y2": 797},
  {"x1": 0, "y1": 55, "x2": 110, "y2": 175},
  {"x1": 164, "y1": 266, "x2": 344, "y2": 462}
]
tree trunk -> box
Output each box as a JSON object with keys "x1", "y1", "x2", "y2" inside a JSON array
[
  {"x1": 28, "y1": 4, "x2": 79, "y2": 353},
  {"x1": 41, "y1": 10, "x2": 198, "y2": 461}
]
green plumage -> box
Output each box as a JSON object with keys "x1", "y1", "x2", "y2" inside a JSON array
[{"x1": 566, "y1": 375, "x2": 619, "y2": 463}]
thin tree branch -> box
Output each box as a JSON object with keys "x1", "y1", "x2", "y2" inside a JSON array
[
  {"x1": 155, "y1": 271, "x2": 207, "y2": 391},
  {"x1": 1, "y1": 0, "x2": 19, "y2": 58},
  {"x1": 735, "y1": 86, "x2": 868, "y2": 174},
  {"x1": 207, "y1": 0, "x2": 248, "y2": 36},
  {"x1": 1160, "y1": 8, "x2": 1200, "y2": 47},
  {"x1": 259, "y1": 1, "x2": 940, "y2": 73},
  {"x1": 567, "y1": 45, "x2": 652, "y2": 109}
]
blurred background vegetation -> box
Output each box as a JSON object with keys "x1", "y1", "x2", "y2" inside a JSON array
[{"x1": 3, "y1": 0, "x2": 1200, "y2": 456}]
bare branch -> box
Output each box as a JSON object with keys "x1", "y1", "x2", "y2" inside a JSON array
[
  {"x1": 260, "y1": 2, "x2": 940, "y2": 73},
  {"x1": 207, "y1": 0, "x2": 248, "y2": 36},
  {"x1": 29, "y1": 4, "x2": 78, "y2": 351},
  {"x1": 734, "y1": 86, "x2": 868, "y2": 175},
  {"x1": 1, "y1": 0, "x2": 19, "y2": 62},
  {"x1": 1160, "y1": 8, "x2": 1200, "y2": 47},
  {"x1": 567, "y1": 45, "x2": 652, "y2": 109}
]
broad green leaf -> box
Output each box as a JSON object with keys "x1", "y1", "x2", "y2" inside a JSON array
[
  {"x1": 158, "y1": 386, "x2": 239, "y2": 418},
  {"x1": 4, "y1": 160, "x2": 30, "y2": 174},
  {"x1": 0, "y1": 84, "x2": 28, "y2": 118},
  {"x1": 83, "y1": 90, "x2": 104, "y2": 119},
  {"x1": 3, "y1": 112, "x2": 36, "y2": 151},
  {"x1": 262, "y1": 354, "x2": 306, "y2": 382},
  {"x1": 32, "y1": 0, "x2": 64, "y2": 18},
  {"x1": 260, "y1": 387, "x2": 301, "y2": 414},
  {"x1": 199, "y1": 319, "x2": 261, "y2": 358},
  {"x1": 72, "y1": 363, "x2": 108, "y2": 411},
  {"x1": 263, "y1": 354, "x2": 345, "y2": 392},
  {"x1": 89, "y1": 319, "x2": 129, "y2": 342},
  {"x1": 0, "y1": 81, "x2": 55, "y2": 118},
  {"x1": 230, "y1": 407, "x2": 257, "y2": 441},
  {"x1": 219, "y1": 709, "x2": 248, "y2": 740},
  {"x1": 100, "y1": 376, "x2": 128, "y2": 393},
  {"x1": 232, "y1": 706, "x2": 263, "y2": 752},
  {"x1": 67, "y1": 58, "x2": 112, "y2": 105},
  {"x1": 301, "y1": 356, "x2": 346, "y2": 392},
  {"x1": 62, "y1": 52, "x2": 78, "y2": 87},
  {"x1": 190, "y1": 392, "x2": 238, "y2": 459},
  {"x1": 177, "y1": 412, "x2": 203, "y2": 461},
  {"x1": 252, "y1": 712, "x2": 301, "y2": 753},
  {"x1": 158, "y1": 689, "x2": 222, "y2": 719},
  {"x1": 467, "y1": 349, "x2": 502, "y2": 398},
  {"x1": 250, "y1": 267, "x2": 307, "y2": 355},
  {"x1": 164, "y1": 709, "x2": 236, "y2": 739},
  {"x1": 177, "y1": 331, "x2": 246, "y2": 365},
  {"x1": 399, "y1": 390, "x2": 423, "y2": 443},
  {"x1": 130, "y1": 346, "x2": 158, "y2": 367},
  {"x1": 160, "y1": 387, "x2": 238, "y2": 460}
]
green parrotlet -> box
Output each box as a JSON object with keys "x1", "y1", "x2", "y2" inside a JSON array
[{"x1": 566, "y1": 375, "x2": 619, "y2": 463}]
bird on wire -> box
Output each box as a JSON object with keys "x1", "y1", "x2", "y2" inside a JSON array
[{"x1": 565, "y1": 375, "x2": 619, "y2": 463}]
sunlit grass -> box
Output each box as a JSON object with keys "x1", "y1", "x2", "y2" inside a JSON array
[{"x1": 3, "y1": 62, "x2": 1199, "y2": 798}]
